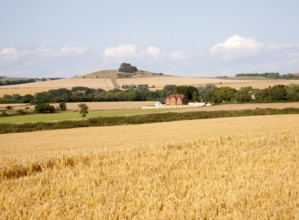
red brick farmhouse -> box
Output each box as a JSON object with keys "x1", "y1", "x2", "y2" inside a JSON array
[{"x1": 166, "y1": 94, "x2": 188, "y2": 106}]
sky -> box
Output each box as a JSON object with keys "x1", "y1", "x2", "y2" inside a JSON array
[{"x1": 1, "y1": 0, "x2": 299, "y2": 77}]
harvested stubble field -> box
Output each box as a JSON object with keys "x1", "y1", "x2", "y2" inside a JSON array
[
  {"x1": 116, "y1": 76, "x2": 255, "y2": 89},
  {"x1": 1, "y1": 75, "x2": 299, "y2": 96},
  {"x1": 0, "y1": 115, "x2": 299, "y2": 219},
  {"x1": 0, "y1": 78, "x2": 114, "y2": 96},
  {"x1": 217, "y1": 80, "x2": 299, "y2": 90}
]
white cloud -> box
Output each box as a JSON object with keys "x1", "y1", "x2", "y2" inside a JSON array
[
  {"x1": 147, "y1": 46, "x2": 161, "y2": 57},
  {"x1": 0, "y1": 47, "x2": 22, "y2": 61},
  {"x1": 209, "y1": 35, "x2": 263, "y2": 60},
  {"x1": 170, "y1": 51, "x2": 187, "y2": 60},
  {"x1": 104, "y1": 44, "x2": 138, "y2": 59}
]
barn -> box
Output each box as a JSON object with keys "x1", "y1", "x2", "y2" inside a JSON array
[{"x1": 166, "y1": 94, "x2": 188, "y2": 106}]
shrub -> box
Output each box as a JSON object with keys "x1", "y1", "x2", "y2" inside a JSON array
[
  {"x1": 59, "y1": 102, "x2": 67, "y2": 111},
  {"x1": 35, "y1": 103, "x2": 56, "y2": 113},
  {"x1": 17, "y1": 109, "x2": 27, "y2": 115}
]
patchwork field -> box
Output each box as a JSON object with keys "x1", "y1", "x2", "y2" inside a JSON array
[
  {"x1": 0, "y1": 78, "x2": 114, "y2": 96},
  {"x1": 0, "y1": 115, "x2": 299, "y2": 218},
  {"x1": 218, "y1": 80, "x2": 299, "y2": 90},
  {"x1": 116, "y1": 76, "x2": 254, "y2": 88},
  {"x1": 0, "y1": 101, "x2": 153, "y2": 111},
  {"x1": 1, "y1": 102, "x2": 299, "y2": 124},
  {"x1": 1, "y1": 74, "x2": 299, "y2": 96},
  {"x1": 2, "y1": 101, "x2": 299, "y2": 112},
  {"x1": 0, "y1": 108, "x2": 176, "y2": 124}
]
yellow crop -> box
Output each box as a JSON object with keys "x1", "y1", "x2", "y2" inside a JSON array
[{"x1": 1, "y1": 129, "x2": 298, "y2": 219}]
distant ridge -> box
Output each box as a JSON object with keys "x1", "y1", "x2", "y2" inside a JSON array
[{"x1": 80, "y1": 69, "x2": 168, "y2": 79}]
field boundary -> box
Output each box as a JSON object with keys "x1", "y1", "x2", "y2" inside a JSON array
[{"x1": 1, "y1": 108, "x2": 299, "y2": 134}]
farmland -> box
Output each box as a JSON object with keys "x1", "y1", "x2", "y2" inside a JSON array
[
  {"x1": 0, "y1": 108, "x2": 175, "y2": 124},
  {"x1": 1, "y1": 70, "x2": 299, "y2": 219},
  {"x1": 1, "y1": 72, "x2": 299, "y2": 96},
  {"x1": 1, "y1": 115, "x2": 298, "y2": 219},
  {"x1": 1, "y1": 102, "x2": 299, "y2": 124},
  {"x1": 0, "y1": 78, "x2": 114, "y2": 96}
]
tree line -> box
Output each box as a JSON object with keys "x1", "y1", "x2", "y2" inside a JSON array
[
  {"x1": 235, "y1": 72, "x2": 299, "y2": 80},
  {"x1": 1, "y1": 84, "x2": 299, "y2": 104},
  {"x1": 0, "y1": 79, "x2": 36, "y2": 86}
]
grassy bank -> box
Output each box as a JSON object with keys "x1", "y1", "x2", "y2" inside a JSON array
[
  {"x1": 0, "y1": 108, "x2": 173, "y2": 124},
  {"x1": 1, "y1": 108, "x2": 299, "y2": 134}
]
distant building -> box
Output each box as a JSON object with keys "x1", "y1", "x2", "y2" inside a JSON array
[
  {"x1": 137, "y1": 84, "x2": 149, "y2": 89},
  {"x1": 166, "y1": 94, "x2": 188, "y2": 106},
  {"x1": 155, "y1": 100, "x2": 165, "y2": 107},
  {"x1": 122, "y1": 84, "x2": 149, "y2": 89},
  {"x1": 122, "y1": 84, "x2": 137, "y2": 89}
]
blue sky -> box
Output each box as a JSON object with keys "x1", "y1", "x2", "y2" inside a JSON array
[{"x1": 1, "y1": 0, "x2": 299, "y2": 77}]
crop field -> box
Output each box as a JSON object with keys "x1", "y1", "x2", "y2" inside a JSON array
[
  {"x1": 218, "y1": 80, "x2": 299, "y2": 89},
  {"x1": 0, "y1": 78, "x2": 114, "y2": 96},
  {"x1": 1, "y1": 75, "x2": 299, "y2": 96},
  {"x1": 0, "y1": 115, "x2": 298, "y2": 219},
  {"x1": 116, "y1": 76, "x2": 254, "y2": 88}
]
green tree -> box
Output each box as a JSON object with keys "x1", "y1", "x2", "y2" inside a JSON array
[
  {"x1": 175, "y1": 86, "x2": 198, "y2": 100},
  {"x1": 211, "y1": 87, "x2": 237, "y2": 103},
  {"x1": 286, "y1": 84, "x2": 299, "y2": 101},
  {"x1": 118, "y1": 63, "x2": 138, "y2": 73},
  {"x1": 59, "y1": 102, "x2": 67, "y2": 111},
  {"x1": 235, "y1": 87, "x2": 253, "y2": 102},
  {"x1": 35, "y1": 103, "x2": 56, "y2": 113},
  {"x1": 192, "y1": 90, "x2": 199, "y2": 101},
  {"x1": 198, "y1": 84, "x2": 217, "y2": 102},
  {"x1": 21, "y1": 94, "x2": 34, "y2": 103},
  {"x1": 269, "y1": 85, "x2": 287, "y2": 101},
  {"x1": 34, "y1": 92, "x2": 53, "y2": 103},
  {"x1": 78, "y1": 103, "x2": 89, "y2": 119}
]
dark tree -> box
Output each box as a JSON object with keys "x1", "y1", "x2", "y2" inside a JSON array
[
  {"x1": 59, "y1": 102, "x2": 67, "y2": 111},
  {"x1": 35, "y1": 103, "x2": 56, "y2": 113},
  {"x1": 235, "y1": 87, "x2": 253, "y2": 102},
  {"x1": 118, "y1": 63, "x2": 138, "y2": 73},
  {"x1": 78, "y1": 103, "x2": 89, "y2": 119},
  {"x1": 175, "y1": 86, "x2": 199, "y2": 100}
]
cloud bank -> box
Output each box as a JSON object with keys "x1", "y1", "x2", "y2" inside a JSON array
[
  {"x1": 209, "y1": 35, "x2": 263, "y2": 60},
  {"x1": 104, "y1": 44, "x2": 138, "y2": 59},
  {"x1": 1, "y1": 38, "x2": 298, "y2": 78}
]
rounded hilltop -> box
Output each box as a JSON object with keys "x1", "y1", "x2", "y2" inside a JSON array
[{"x1": 78, "y1": 63, "x2": 168, "y2": 80}]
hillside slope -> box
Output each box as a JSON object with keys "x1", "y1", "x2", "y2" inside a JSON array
[{"x1": 81, "y1": 69, "x2": 166, "y2": 78}]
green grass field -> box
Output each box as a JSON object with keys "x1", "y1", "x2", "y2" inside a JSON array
[{"x1": 0, "y1": 108, "x2": 172, "y2": 124}]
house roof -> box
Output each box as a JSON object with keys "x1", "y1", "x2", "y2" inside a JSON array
[{"x1": 166, "y1": 94, "x2": 187, "y2": 100}]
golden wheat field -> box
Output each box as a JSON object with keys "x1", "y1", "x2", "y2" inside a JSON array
[
  {"x1": 218, "y1": 80, "x2": 299, "y2": 90},
  {"x1": 1, "y1": 75, "x2": 299, "y2": 96},
  {"x1": 0, "y1": 78, "x2": 114, "y2": 96},
  {"x1": 0, "y1": 115, "x2": 299, "y2": 219},
  {"x1": 116, "y1": 76, "x2": 253, "y2": 88}
]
